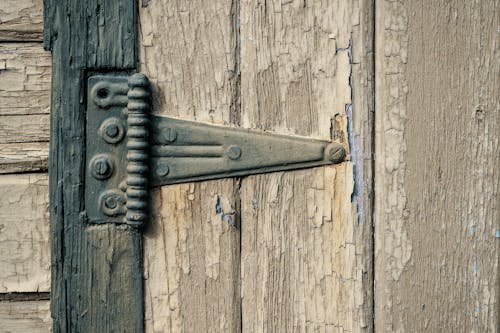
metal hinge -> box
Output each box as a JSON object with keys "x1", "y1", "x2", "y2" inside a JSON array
[{"x1": 85, "y1": 73, "x2": 347, "y2": 227}]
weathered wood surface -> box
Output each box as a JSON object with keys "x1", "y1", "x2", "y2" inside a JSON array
[
  {"x1": 0, "y1": 174, "x2": 50, "y2": 292},
  {"x1": 141, "y1": 0, "x2": 374, "y2": 331},
  {"x1": 0, "y1": 115, "x2": 50, "y2": 143},
  {"x1": 0, "y1": 0, "x2": 43, "y2": 41},
  {"x1": 0, "y1": 142, "x2": 48, "y2": 174},
  {"x1": 139, "y1": 1, "x2": 241, "y2": 331},
  {"x1": 0, "y1": 173, "x2": 50, "y2": 293},
  {"x1": 239, "y1": 1, "x2": 373, "y2": 331},
  {"x1": 0, "y1": 43, "x2": 50, "y2": 174},
  {"x1": 375, "y1": 1, "x2": 499, "y2": 332},
  {"x1": 44, "y1": 0, "x2": 143, "y2": 332},
  {"x1": 145, "y1": 182, "x2": 240, "y2": 332},
  {"x1": 0, "y1": 43, "x2": 51, "y2": 116},
  {"x1": 0, "y1": 301, "x2": 51, "y2": 333}
]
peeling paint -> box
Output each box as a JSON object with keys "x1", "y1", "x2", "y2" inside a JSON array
[{"x1": 215, "y1": 194, "x2": 237, "y2": 227}]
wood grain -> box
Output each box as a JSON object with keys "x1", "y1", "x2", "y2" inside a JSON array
[
  {"x1": 0, "y1": 0, "x2": 43, "y2": 41},
  {"x1": 0, "y1": 301, "x2": 51, "y2": 333},
  {"x1": 0, "y1": 115, "x2": 50, "y2": 143},
  {"x1": 375, "y1": 1, "x2": 499, "y2": 331},
  {"x1": 144, "y1": 182, "x2": 240, "y2": 332},
  {"x1": 239, "y1": 1, "x2": 374, "y2": 331},
  {"x1": 0, "y1": 142, "x2": 48, "y2": 174},
  {"x1": 44, "y1": 1, "x2": 142, "y2": 332},
  {"x1": 0, "y1": 173, "x2": 50, "y2": 293},
  {"x1": 0, "y1": 43, "x2": 50, "y2": 174},
  {"x1": 139, "y1": 1, "x2": 241, "y2": 331},
  {"x1": 0, "y1": 43, "x2": 51, "y2": 116}
]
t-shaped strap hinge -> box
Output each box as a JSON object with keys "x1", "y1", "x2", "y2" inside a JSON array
[{"x1": 85, "y1": 74, "x2": 347, "y2": 227}]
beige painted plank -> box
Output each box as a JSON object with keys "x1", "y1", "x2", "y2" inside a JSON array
[
  {"x1": 0, "y1": 43, "x2": 50, "y2": 172},
  {"x1": 240, "y1": 1, "x2": 373, "y2": 331},
  {"x1": 145, "y1": 182, "x2": 240, "y2": 332},
  {"x1": 0, "y1": 174, "x2": 50, "y2": 292},
  {"x1": 0, "y1": 142, "x2": 48, "y2": 174},
  {"x1": 139, "y1": 1, "x2": 241, "y2": 332},
  {"x1": 375, "y1": 1, "x2": 499, "y2": 332},
  {"x1": 0, "y1": 0, "x2": 43, "y2": 41},
  {"x1": 0, "y1": 301, "x2": 51, "y2": 332},
  {"x1": 0, "y1": 115, "x2": 50, "y2": 143},
  {"x1": 0, "y1": 43, "x2": 51, "y2": 116}
]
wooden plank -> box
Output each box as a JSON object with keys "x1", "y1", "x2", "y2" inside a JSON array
[
  {"x1": 0, "y1": 174, "x2": 50, "y2": 293},
  {"x1": 0, "y1": 301, "x2": 51, "y2": 333},
  {"x1": 0, "y1": 43, "x2": 50, "y2": 173},
  {"x1": 0, "y1": 0, "x2": 43, "y2": 42},
  {"x1": 139, "y1": 1, "x2": 241, "y2": 331},
  {"x1": 145, "y1": 182, "x2": 240, "y2": 332},
  {"x1": 0, "y1": 115, "x2": 50, "y2": 143},
  {"x1": 375, "y1": 1, "x2": 499, "y2": 331},
  {"x1": 44, "y1": 0, "x2": 142, "y2": 332},
  {"x1": 239, "y1": 1, "x2": 374, "y2": 331},
  {"x1": 0, "y1": 142, "x2": 48, "y2": 174},
  {"x1": 0, "y1": 43, "x2": 51, "y2": 116}
]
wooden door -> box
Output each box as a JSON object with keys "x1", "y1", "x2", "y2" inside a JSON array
[
  {"x1": 138, "y1": 1, "x2": 374, "y2": 331},
  {"x1": 0, "y1": 1, "x2": 498, "y2": 332}
]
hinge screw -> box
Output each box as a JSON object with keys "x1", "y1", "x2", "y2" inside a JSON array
[
  {"x1": 162, "y1": 128, "x2": 177, "y2": 143},
  {"x1": 90, "y1": 155, "x2": 114, "y2": 180},
  {"x1": 156, "y1": 162, "x2": 170, "y2": 177},
  {"x1": 328, "y1": 144, "x2": 346, "y2": 163},
  {"x1": 99, "y1": 117, "x2": 125, "y2": 144},
  {"x1": 105, "y1": 196, "x2": 118, "y2": 209},
  {"x1": 227, "y1": 145, "x2": 242, "y2": 160},
  {"x1": 105, "y1": 124, "x2": 120, "y2": 138}
]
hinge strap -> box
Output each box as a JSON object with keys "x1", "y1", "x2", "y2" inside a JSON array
[{"x1": 85, "y1": 73, "x2": 347, "y2": 227}]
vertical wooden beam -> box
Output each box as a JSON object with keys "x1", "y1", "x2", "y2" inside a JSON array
[
  {"x1": 375, "y1": 1, "x2": 499, "y2": 331},
  {"x1": 44, "y1": 1, "x2": 144, "y2": 332}
]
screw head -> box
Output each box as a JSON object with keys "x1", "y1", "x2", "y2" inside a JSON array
[
  {"x1": 99, "y1": 118, "x2": 125, "y2": 144},
  {"x1": 156, "y1": 162, "x2": 170, "y2": 177},
  {"x1": 105, "y1": 195, "x2": 118, "y2": 209},
  {"x1": 90, "y1": 155, "x2": 114, "y2": 180},
  {"x1": 99, "y1": 190, "x2": 126, "y2": 217},
  {"x1": 105, "y1": 123, "x2": 119, "y2": 138},
  {"x1": 227, "y1": 145, "x2": 242, "y2": 160},
  {"x1": 328, "y1": 144, "x2": 346, "y2": 163},
  {"x1": 162, "y1": 128, "x2": 177, "y2": 143}
]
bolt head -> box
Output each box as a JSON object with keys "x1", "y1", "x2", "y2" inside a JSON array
[
  {"x1": 328, "y1": 144, "x2": 346, "y2": 163},
  {"x1": 105, "y1": 123, "x2": 119, "y2": 138},
  {"x1": 99, "y1": 118, "x2": 125, "y2": 144},
  {"x1": 156, "y1": 162, "x2": 170, "y2": 177},
  {"x1": 90, "y1": 155, "x2": 114, "y2": 180},
  {"x1": 162, "y1": 128, "x2": 177, "y2": 143},
  {"x1": 227, "y1": 145, "x2": 242, "y2": 160},
  {"x1": 105, "y1": 196, "x2": 117, "y2": 209}
]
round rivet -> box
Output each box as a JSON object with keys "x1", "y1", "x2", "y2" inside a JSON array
[
  {"x1": 90, "y1": 155, "x2": 114, "y2": 180},
  {"x1": 162, "y1": 128, "x2": 177, "y2": 143},
  {"x1": 156, "y1": 162, "x2": 170, "y2": 177},
  {"x1": 105, "y1": 195, "x2": 117, "y2": 209},
  {"x1": 327, "y1": 144, "x2": 346, "y2": 163},
  {"x1": 227, "y1": 145, "x2": 242, "y2": 160},
  {"x1": 99, "y1": 117, "x2": 126, "y2": 144},
  {"x1": 99, "y1": 190, "x2": 126, "y2": 217},
  {"x1": 105, "y1": 123, "x2": 119, "y2": 138}
]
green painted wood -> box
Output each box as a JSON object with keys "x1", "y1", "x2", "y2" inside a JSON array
[{"x1": 43, "y1": 1, "x2": 143, "y2": 332}]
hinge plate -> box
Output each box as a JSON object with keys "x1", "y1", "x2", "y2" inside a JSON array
[{"x1": 85, "y1": 74, "x2": 346, "y2": 226}]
